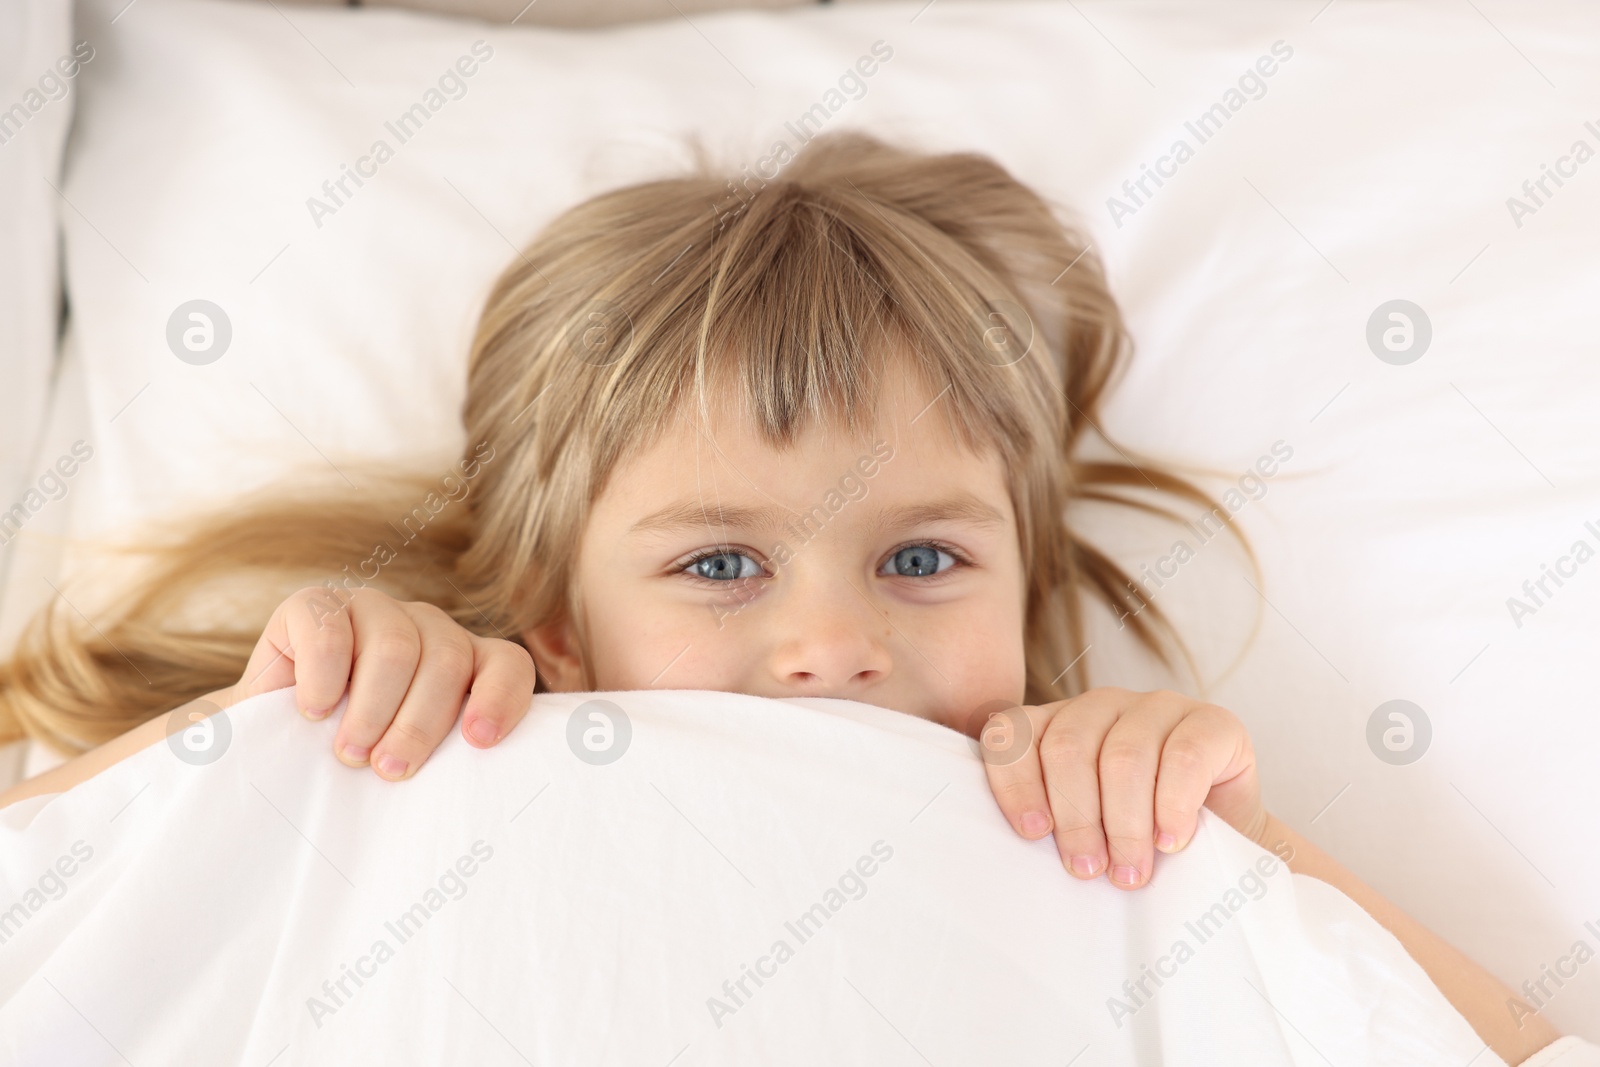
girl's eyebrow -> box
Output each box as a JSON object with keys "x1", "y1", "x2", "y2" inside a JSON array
[
  {"x1": 630, "y1": 494, "x2": 1007, "y2": 537},
  {"x1": 870, "y1": 498, "x2": 1008, "y2": 534},
  {"x1": 630, "y1": 502, "x2": 783, "y2": 537}
]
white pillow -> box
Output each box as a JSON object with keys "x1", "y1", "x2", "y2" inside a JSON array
[
  {"x1": 0, "y1": 0, "x2": 90, "y2": 788},
  {"x1": 0, "y1": 3, "x2": 80, "y2": 593},
  {"x1": 52, "y1": 0, "x2": 1600, "y2": 1036}
]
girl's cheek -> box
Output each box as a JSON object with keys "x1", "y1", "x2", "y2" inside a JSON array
[
  {"x1": 938, "y1": 607, "x2": 1028, "y2": 709},
  {"x1": 701, "y1": 579, "x2": 768, "y2": 631},
  {"x1": 607, "y1": 602, "x2": 741, "y2": 691}
]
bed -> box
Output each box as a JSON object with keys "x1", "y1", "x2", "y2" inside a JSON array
[{"x1": 1, "y1": 0, "x2": 1598, "y2": 1044}]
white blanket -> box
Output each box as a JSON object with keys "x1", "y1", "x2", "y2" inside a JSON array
[{"x1": 0, "y1": 688, "x2": 1508, "y2": 1065}]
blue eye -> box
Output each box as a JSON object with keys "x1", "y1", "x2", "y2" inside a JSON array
[
  {"x1": 881, "y1": 544, "x2": 954, "y2": 578},
  {"x1": 688, "y1": 551, "x2": 763, "y2": 581}
]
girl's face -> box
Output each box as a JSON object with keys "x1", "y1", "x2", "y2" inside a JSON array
[{"x1": 524, "y1": 374, "x2": 1030, "y2": 737}]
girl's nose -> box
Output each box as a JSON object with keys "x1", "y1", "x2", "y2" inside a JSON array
[{"x1": 765, "y1": 590, "x2": 894, "y2": 695}]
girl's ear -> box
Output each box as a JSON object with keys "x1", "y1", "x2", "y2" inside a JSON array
[{"x1": 522, "y1": 620, "x2": 584, "y2": 692}]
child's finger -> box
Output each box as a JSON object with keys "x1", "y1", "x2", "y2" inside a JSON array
[
  {"x1": 979, "y1": 704, "x2": 1054, "y2": 840},
  {"x1": 334, "y1": 591, "x2": 422, "y2": 767},
  {"x1": 273, "y1": 587, "x2": 356, "y2": 716},
  {"x1": 1096, "y1": 693, "x2": 1187, "y2": 890},
  {"x1": 367, "y1": 603, "x2": 476, "y2": 780},
  {"x1": 1154, "y1": 703, "x2": 1247, "y2": 850},
  {"x1": 458, "y1": 635, "x2": 537, "y2": 747},
  {"x1": 236, "y1": 598, "x2": 301, "y2": 700},
  {"x1": 1035, "y1": 695, "x2": 1122, "y2": 879}
]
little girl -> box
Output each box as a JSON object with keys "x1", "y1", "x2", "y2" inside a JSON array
[{"x1": 0, "y1": 133, "x2": 1569, "y2": 1062}]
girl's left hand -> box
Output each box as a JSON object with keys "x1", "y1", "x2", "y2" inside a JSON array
[{"x1": 979, "y1": 688, "x2": 1265, "y2": 890}]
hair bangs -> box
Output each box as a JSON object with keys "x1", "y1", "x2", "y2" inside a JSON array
[{"x1": 585, "y1": 177, "x2": 1057, "y2": 488}]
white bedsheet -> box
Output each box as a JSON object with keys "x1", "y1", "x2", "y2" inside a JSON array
[{"x1": 0, "y1": 687, "x2": 1514, "y2": 1065}]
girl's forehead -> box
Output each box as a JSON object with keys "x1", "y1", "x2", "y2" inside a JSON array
[
  {"x1": 683, "y1": 361, "x2": 970, "y2": 453},
  {"x1": 603, "y1": 394, "x2": 1008, "y2": 524},
  {"x1": 667, "y1": 390, "x2": 969, "y2": 470},
  {"x1": 587, "y1": 343, "x2": 1023, "y2": 520}
]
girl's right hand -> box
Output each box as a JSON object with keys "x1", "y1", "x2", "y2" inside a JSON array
[{"x1": 217, "y1": 586, "x2": 537, "y2": 781}]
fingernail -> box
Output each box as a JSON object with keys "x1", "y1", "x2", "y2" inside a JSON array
[
  {"x1": 466, "y1": 717, "x2": 499, "y2": 746},
  {"x1": 1020, "y1": 811, "x2": 1051, "y2": 836},
  {"x1": 341, "y1": 745, "x2": 370, "y2": 765},
  {"x1": 1112, "y1": 865, "x2": 1141, "y2": 886},
  {"x1": 303, "y1": 707, "x2": 329, "y2": 720},
  {"x1": 376, "y1": 754, "x2": 408, "y2": 779},
  {"x1": 1071, "y1": 855, "x2": 1100, "y2": 878},
  {"x1": 1156, "y1": 831, "x2": 1177, "y2": 852}
]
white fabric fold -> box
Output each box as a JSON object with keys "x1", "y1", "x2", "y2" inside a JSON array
[{"x1": 0, "y1": 688, "x2": 1518, "y2": 1065}]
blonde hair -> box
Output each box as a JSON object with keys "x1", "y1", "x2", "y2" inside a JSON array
[{"x1": 0, "y1": 132, "x2": 1248, "y2": 754}]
